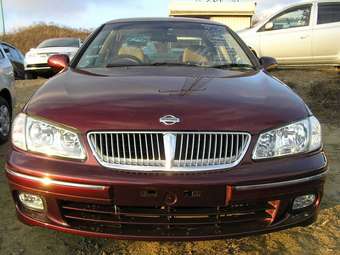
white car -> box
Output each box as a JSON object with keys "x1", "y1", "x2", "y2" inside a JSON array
[
  {"x1": 238, "y1": 0, "x2": 340, "y2": 66},
  {"x1": 25, "y1": 37, "x2": 81, "y2": 78}
]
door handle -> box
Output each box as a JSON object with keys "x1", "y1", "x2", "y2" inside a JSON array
[{"x1": 300, "y1": 35, "x2": 310, "y2": 39}]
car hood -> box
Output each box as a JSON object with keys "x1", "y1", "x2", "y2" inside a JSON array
[
  {"x1": 237, "y1": 27, "x2": 256, "y2": 38},
  {"x1": 25, "y1": 67, "x2": 309, "y2": 134}
]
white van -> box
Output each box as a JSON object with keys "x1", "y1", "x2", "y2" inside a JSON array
[{"x1": 238, "y1": 0, "x2": 340, "y2": 66}]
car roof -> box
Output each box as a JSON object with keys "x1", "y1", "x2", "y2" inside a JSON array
[
  {"x1": 0, "y1": 41, "x2": 20, "y2": 50},
  {"x1": 43, "y1": 37, "x2": 80, "y2": 41},
  {"x1": 105, "y1": 17, "x2": 224, "y2": 26},
  {"x1": 301, "y1": 0, "x2": 340, "y2": 3}
]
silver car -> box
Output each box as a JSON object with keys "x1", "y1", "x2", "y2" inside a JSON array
[{"x1": 0, "y1": 44, "x2": 15, "y2": 143}]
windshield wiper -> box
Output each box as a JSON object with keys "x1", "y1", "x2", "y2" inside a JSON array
[
  {"x1": 210, "y1": 63, "x2": 255, "y2": 70},
  {"x1": 106, "y1": 62, "x2": 254, "y2": 69},
  {"x1": 106, "y1": 63, "x2": 203, "y2": 68},
  {"x1": 146, "y1": 62, "x2": 203, "y2": 67}
]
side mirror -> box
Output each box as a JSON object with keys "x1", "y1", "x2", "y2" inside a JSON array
[
  {"x1": 48, "y1": 54, "x2": 70, "y2": 73},
  {"x1": 265, "y1": 22, "x2": 274, "y2": 31},
  {"x1": 259, "y1": 56, "x2": 278, "y2": 71}
]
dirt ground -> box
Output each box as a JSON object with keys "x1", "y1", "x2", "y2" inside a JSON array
[{"x1": 0, "y1": 69, "x2": 339, "y2": 255}]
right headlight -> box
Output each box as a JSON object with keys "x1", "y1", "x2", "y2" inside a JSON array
[
  {"x1": 12, "y1": 113, "x2": 86, "y2": 160},
  {"x1": 253, "y1": 116, "x2": 322, "y2": 160}
]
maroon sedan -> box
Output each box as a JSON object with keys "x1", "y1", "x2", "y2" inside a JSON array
[{"x1": 6, "y1": 18, "x2": 327, "y2": 241}]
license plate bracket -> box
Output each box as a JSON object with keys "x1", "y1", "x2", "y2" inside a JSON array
[{"x1": 113, "y1": 184, "x2": 227, "y2": 207}]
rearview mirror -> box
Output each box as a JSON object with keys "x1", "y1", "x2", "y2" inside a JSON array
[
  {"x1": 48, "y1": 54, "x2": 70, "y2": 73},
  {"x1": 265, "y1": 22, "x2": 274, "y2": 30},
  {"x1": 259, "y1": 57, "x2": 278, "y2": 71}
]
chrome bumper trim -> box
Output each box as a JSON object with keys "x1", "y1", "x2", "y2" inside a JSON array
[
  {"x1": 234, "y1": 171, "x2": 328, "y2": 191},
  {"x1": 6, "y1": 168, "x2": 106, "y2": 190},
  {"x1": 25, "y1": 67, "x2": 51, "y2": 71}
]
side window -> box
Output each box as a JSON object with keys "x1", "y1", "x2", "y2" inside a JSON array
[
  {"x1": 261, "y1": 5, "x2": 312, "y2": 31},
  {"x1": 9, "y1": 47, "x2": 20, "y2": 61},
  {"x1": 2, "y1": 45, "x2": 10, "y2": 57},
  {"x1": 0, "y1": 48, "x2": 4, "y2": 59},
  {"x1": 317, "y1": 3, "x2": 340, "y2": 25}
]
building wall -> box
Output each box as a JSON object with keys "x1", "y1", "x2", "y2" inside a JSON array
[
  {"x1": 210, "y1": 16, "x2": 251, "y2": 31},
  {"x1": 169, "y1": 0, "x2": 256, "y2": 31}
]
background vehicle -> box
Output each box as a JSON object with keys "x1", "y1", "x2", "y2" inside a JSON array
[
  {"x1": 0, "y1": 42, "x2": 25, "y2": 80},
  {"x1": 25, "y1": 37, "x2": 81, "y2": 79},
  {"x1": 238, "y1": 0, "x2": 340, "y2": 66},
  {"x1": 0, "y1": 45, "x2": 15, "y2": 143}
]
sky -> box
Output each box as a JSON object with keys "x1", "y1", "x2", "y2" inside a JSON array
[{"x1": 2, "y1": 0, "x2": 301, "y2": 32}]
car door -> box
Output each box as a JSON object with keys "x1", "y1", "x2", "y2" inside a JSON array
[
  {"x1": 0, "y1": 46, "x2": 15, "y2": 90},
  {"x1": 9, "y1": 47, "x2": 25, "y2": 79},
  {"x1": 258, "y1": 4, "x2": 313, "y2": 64},
  {"x1": 312, "y1": 2, "x2": 340, "y2": 64}
]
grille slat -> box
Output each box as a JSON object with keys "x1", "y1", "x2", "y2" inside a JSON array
[
  {"x1": 201, "y1": 134, "x2": 207, "y2": 166},
  {"x1": 116, "y1": 134, "x2": 120, "y2": 164},
  {"x1": 179, "y1": 134, "x2": 183, "y2": 167},
  {"x1": 88, "y1": 132, "x2": 251, "y2": 171},
  {"x1": 127, "y1": 134, "x2": 132, "y2": 162},
  {"x1": 196, "y1": 134, "x2": 201, "y2": 167},
  {"x1": 122, "y1": 134, "x2": 126, "y2": 164},
  {"x1": 185, "y1": 134, "x2": 189, "y2": 167},
  {"x1": 229, "y1": 135, "x2": 234, "y2": 164},
  {"x1": 151, "y1": 134, "x2": 155, "y2": 161}
]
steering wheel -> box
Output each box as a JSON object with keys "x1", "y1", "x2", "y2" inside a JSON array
[{"x1": 109, "y1": 55, "x2": 143, "y2": 66}]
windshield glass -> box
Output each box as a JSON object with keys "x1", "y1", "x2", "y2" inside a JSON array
[
  {"x1": 38, "y1": 38, "x2": 80, "y2": 48},
  {"x1": 76, "y1": 22, "x2": 254, "y2": 69}
]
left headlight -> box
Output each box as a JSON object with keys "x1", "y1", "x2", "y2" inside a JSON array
[
  {"x1": 253, "y1": 116, "x2": 321, "y2": 160},
  {"x1": 12, "y1": 113, "x2": 86, "y2": 160}
]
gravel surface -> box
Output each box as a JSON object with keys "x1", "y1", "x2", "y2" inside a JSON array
[{"x1": 0, "y1": 68, "x2": 339, "y2": 255}]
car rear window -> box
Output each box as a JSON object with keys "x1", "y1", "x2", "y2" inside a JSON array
[
  {"x1": 38, "y1": 38, "x2": 80, "y2": 48},
  {"x1": 317, "y1": 3, "x2": 340, "y2": 25}
]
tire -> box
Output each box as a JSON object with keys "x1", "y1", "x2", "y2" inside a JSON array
[
  {"x1": 0, "y1": 97, "x2": 11, "y2": 144},
  {"x1": 25, "y1": 71, "x2": 37, "y2": 80}
]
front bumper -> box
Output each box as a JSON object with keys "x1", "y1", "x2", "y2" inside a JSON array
[
  {"x1": 6, "y1": 149, "x2": 327, "y2": 241},
  {"x1": 25, "y1": 56, "x2": 51, "y2": 71},
  {"x1": 25, "y1": 64, "x2": 51, "y2": 72}
]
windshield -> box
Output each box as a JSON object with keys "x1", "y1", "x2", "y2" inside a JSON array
[
  {"x1": 76, "y1": 22, "x2": 254, "y2": 69},
  {"x1": 38, "y1": 38, "x2": 80, "y2": 48}
]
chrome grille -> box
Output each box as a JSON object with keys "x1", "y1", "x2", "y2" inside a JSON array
[{"x1": 88, "y1": 132, "x2": 251, "y2": 172}]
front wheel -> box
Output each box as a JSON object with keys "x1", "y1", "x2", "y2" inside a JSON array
[
  {"x1": 25, "y1": 71, "x2": 37, "y2": 80},
  {"x1": 0, "y1": 97, "x2": 11, "y2": 144}
]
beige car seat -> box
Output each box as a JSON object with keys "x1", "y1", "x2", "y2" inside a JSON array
[
  {"x1": 182, "y1": 48, "x2": 208, "y2": 64},
  {"x1": 118, "y1": 47, "x2": 145, "y2": 63}
]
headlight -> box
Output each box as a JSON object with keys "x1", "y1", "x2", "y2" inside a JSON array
[
  {"x1": 253, "y1": 116, "x2": 321, "y2": 160},
  {"x1": 12, "y1": 113, "x2": 86, "y2": 160}
]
